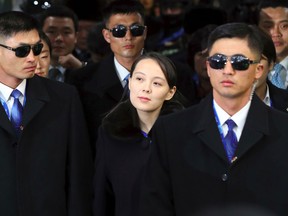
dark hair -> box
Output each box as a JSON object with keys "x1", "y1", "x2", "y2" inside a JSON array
[
  {"x1": 187, "y1": 24, "x2": 218, "y2": 70},
  {"x1": 0, "y1": 11, "x2": 40, "y2": 37},
  {"x1": 102, "y1": 0, "x2": 145, "y2": 25},
  {"x1": 183, "y1": 5, "x2": 227, "y2": 35},
  {"x1": 257, "y1": 0, "x2": 288, "y2": 9},
  {"x1": 38, "y1": 5, "x2": 79, "y2": 32},
  {"x1": 102, "y1": 51, "x2": 185, "y2": 139},
  {"x1": 86, "y1": 22, "x2": 110, "y2": 56},
  {"x1": 130, "y1": 52, "x2": 177, "y2": 88},
  {"x1": 253, "y1": 26, "x2": 276, "y2": 66},
  {"x1": 256, "y1": 0, "x2": 288, "y2": 25},
  {"x1": 158, "y1": 0, "x2": 189, "y2": 9},
  {"x1": 207, "y1": 22, "x2": 263, "y2": 60},
  {"x1": 39, "y1": 30, "x2": 52, "y2": 55}
]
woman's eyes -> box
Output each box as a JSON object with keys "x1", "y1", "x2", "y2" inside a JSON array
[
  {"x1": 135, "y1": 77, "x2": 143, "y2": 81},
  {"x1": 134, "y1": 77, "x2": 163, "y2": 86}
]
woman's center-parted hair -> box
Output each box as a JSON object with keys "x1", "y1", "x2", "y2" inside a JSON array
[{"x1": 130, "y1": 52, "x2": 178, "y2": 88}]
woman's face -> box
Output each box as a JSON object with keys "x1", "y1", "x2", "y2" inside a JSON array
[
  {"x1": 35, "y1": 40, "x2": 50, "y2": 77},
  {"x1": 129, "y1": 58, "x2": 176, "y2": 115}
]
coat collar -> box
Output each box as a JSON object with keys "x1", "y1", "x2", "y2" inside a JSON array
[
  {"x1": 192, "y1": 93, "x2": 269, "y2": 163},
  {"x1": 0, "y1": 76, "x2": 50, "y2": 138}
]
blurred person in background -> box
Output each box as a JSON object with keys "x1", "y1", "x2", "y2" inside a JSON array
[
  {"x1": 186, "y1": 24, "x2": 218, "y2": 103},
  {"x1": 35, "y1": 30, "x2": 52, "y2": 77},
  {"x1": 74, "y1": 14, "x2": 100, "y2": 63},
  {"x1": 68, "y1": 22, "x2": 112, "y2": 97},
  {"x1": 86, "y1": 22, "x2": 112, "y2": 64},
  {"x1": 147, "y1": 0, "x2": 190, "y2": 63},
  {"x1": 38, "y1": 4, "x2": 85, "y2": 82},
  {"x1": 254, "y1": 25, "x2": 288, "y2": 113},
  {"x1": 257, "y1": 0, "x2": 288, "y2": 90}
]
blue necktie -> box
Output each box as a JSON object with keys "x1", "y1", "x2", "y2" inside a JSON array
[
  {"x1": 224, "y1": 119, "x2": 238, "y2": 162},
  {"x1": 271, "y1": 64, "x2": 286, "y2": 89},
  {"x1": 10, "y1": 89, "x2": 23, "y2": 135},
  {"x1": 123, "y1": 74, "x2": 130, "y2": 98}
]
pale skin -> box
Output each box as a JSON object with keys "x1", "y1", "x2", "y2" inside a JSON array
[
  {"x1": 35, "y1": 39, "x2": 51, "y2": 77},
  {"x1": 128, "y1": 58, "x2": 176, "y2": 133},
  {"x1": 258, "y1": 7, "x2": 288, "y2": 62},
  {"x1": 0, "y1": 30, "x2": 40, "y2": 89},
  {"x1": 102, "y1": 13, "x2": 147, "y2": 71},
  {"x1": 207, "y1": 38, "x2": 264, "y2": 116}
]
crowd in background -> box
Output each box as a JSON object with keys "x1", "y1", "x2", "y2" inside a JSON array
[{"x1": 1, "y1": 0, "x2": 288, "y2": 216}]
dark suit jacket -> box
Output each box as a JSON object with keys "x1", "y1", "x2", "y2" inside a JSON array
[
  {"x1": 0, "y1": 75, "x2": 93, "y2": 216},
  {"x1": 79, "y1": 54, "x2": 124, "y2": 149},
  {"x1": 139, "y1": 93, "x2": 288, "y2": 216},
  {"x1": 268, "y1": 80, "x2": 288, "y2": 113}
]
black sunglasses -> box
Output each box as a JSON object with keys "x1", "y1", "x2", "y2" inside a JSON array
[
  {"x1": 207, "y1": 54, "x2": 260, "y2": 71},
  {"x1": 0, "y1": 43, "x2": 43, "y2": 58},
  {"x1": 105, "y1": 24, "x2": 146, "y2": 38}
]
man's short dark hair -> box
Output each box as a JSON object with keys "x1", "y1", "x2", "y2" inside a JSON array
[
  {"x1": 102, "y1": 0, "x2": 145, "y2": 24},
  {"x1": 38, "y1": 5, "x2": 79, "y2": 32}
]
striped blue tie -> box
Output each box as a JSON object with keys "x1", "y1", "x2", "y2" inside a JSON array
[
  {"x1": 224, "y1": 119, "x2": 238, "y2": 162},
  {"x1": 271, "y1": 64, "x2": 286, "y2": 89},
  {"x1": 10, "y1": 89, "x2": 23, "y2": 135},
  {"x1": 123, "y1": 74, "x2": 130, "y2": 97}
]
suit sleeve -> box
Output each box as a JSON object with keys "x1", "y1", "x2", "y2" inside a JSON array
[{"x1": 67, "y1": 86, "x2": 93, "y2": 216}]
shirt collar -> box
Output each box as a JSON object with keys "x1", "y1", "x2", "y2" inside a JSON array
[
  {"x1": 263, "y1": 84, "x2": 271, "y2": 107},
  {"x1": 213, "y1": 99, "x2": 251, "y2": 133},
  {"x1": 279, "y1": 56, "x2": 288, "y2": 70},
  {"x1": 0, "y1": 79, "x2": 26, "y2": 102},
  {"x1": 114, "y1": 57, "x2": 130, "y2": 82}
]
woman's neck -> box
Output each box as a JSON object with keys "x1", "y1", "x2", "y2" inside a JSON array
[{"x1": 138, "y1": 109, "x2": 161, "y2": 134}]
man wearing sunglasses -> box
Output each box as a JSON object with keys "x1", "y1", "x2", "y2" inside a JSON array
[
  {"x1": 70, "y1": 0, "x2": 147, "y2": 150},
  {"x1": 0, "y1": 11, "x2": 93, "y2": 216},
  {"x1": 139, "y1": 22, "x2": 288, "y2": 216}
]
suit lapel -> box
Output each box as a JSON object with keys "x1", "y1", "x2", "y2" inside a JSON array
[
  {"x1": 192, "y1": 94, "x2": 269, "y2": 163},
  {"x1": 96, "y1": 55, "x2": 124, "y2": 101},
  {"x1": 235, "y1": 95, "x2": 268, "y2": 159},
  {"x1": 0, "y1": 76, "x2": 49, "y2": 139},
  {"x1": 191, "y1": 94, "x2": 228, "y2": 162},
  {"x1": 22, "y1": 76, "x2": 50, "y2": 127}
]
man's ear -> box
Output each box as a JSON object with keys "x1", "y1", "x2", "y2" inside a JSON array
[
  {"x1": 255, "y1": 63, "x2": 264, "y2": 80},
  {"x1": 102, "y1": 29, "x2": 111, "y2": 44}
]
